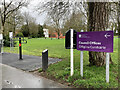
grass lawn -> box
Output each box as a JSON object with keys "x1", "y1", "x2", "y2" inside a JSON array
[{"x1": 4, "y1": 37, "x2": 118, "y2": 88}]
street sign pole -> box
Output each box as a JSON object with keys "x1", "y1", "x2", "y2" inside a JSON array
[
  {"x1": 80, "y1": 51, "x2": 83, "y2": 77},
  {"x1": 65, "y1": 29, "x2": 77, "y2": 76},
  {"x1": 70, "y1": 29, "x2": 74, "y2": 76},
  {"x1": 106, "y1": 53, "x2": 109, "y2": 83},
  {"x1": 80, "y1": 30, "x2": 84, "y2": 77},
  {"x1": 9, "y1": 32, "x2": 13, "y2": 51}
]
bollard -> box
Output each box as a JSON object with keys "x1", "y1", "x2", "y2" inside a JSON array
[
  {"x1": 12, "y1": 37, "x2": 27, "y2": 60},
  {"x1": 42, "y1": 49, "x2": 48, "y2": 71},
  {"x1": 19, "y1": 37, "x2": 22, "y2": 60}
]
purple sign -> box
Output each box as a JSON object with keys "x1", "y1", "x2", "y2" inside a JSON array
[{"x1": 77, "y1": 31, "x2": 113, "y2": 53}]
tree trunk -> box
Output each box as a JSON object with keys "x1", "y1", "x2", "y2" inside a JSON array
[
  {"x1": 13, "y1": 17, "x2": 16, "y2": 37},
  {"x1": 13, "y1": 25, "x2": 16, "y2": 37},
  {"x1": 0, "y1": 15, "x2": 5, "y2": 35},
  {"x1": 88, "y1": 2, "x2": 113, "y2": 66},
  {"x1": 1, "y1": 14, "x2": 5, "y2": 36},
  {"x1": 1, "y1": 24, "x2": 5, "y2": 36},
  {"x1": 57, "y1": 29, "x2": 60, "y2": 39}
]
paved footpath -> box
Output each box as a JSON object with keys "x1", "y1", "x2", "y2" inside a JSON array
[
  {"x1": 1, "y1": 64, "x2": 68, "y2": 88},
  {"x1": 0, "y1": 53, "x2": 69, "y2": 88},
  {"x1": 2, "y1": 53, "x2": 62, "y2": 71}
]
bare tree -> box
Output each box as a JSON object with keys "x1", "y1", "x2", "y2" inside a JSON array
[
  {"x1": 37, "y1": 0, "x2": 71, "y2": 39},
  {"x1": 5, "y1": 10, "x2": 24, "y2": 36},
  {"x1": 0, "y1": 0, "x2": 29, "y2": 36},
  {"x1": 110, "y1": 2, "x2": 120, "y2": 36},
  {"x1": 36, "y1": 0, "x2": 89, "y2": 39},
  {"x1": 63, "y1": 12, "x2": 87, "y2": 33},
  {"x1": 23, "y1": 12, "x2": 30, "y2": 36},
  {"x1": 106, "y1": 2, "x2": 119, "y2": 35},
  {"x1": 29, "y1": 18, "x2": 38, "y2": 36},
  {"x1": 23, "y1": 12, "x2": 37, "y2": 37}
]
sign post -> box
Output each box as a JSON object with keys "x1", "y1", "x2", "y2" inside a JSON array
[
  {"x1": 77, "y1": 31, "x2": 113, "y2": 83},
  {"x1": 106, "y1": 53, "x2": 109, "y2": 83},
  {"x1": 80, "y1": 30, "x2": 84, "y2": 77},
  {"x1": 9, "y1": 32, "x2": 13, "y2": 51},
  {"x1": 80, "y1": 51, "x2": 83, "y2": 77},
  {"x1": 65, "y1": 29, "x2": 77, "y2": 76},
  {"x1": 70, "y1": 29, "x2": 74, "y2": 76}
]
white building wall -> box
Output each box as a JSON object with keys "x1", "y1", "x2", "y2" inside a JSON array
[{"x1": 43, "y1": 29, "x2": 49, "y2": 38}]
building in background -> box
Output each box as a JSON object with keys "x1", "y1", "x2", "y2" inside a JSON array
[
  {"x1": 43, "y1": 29, "x2": 49, "y2": 38},
  {"x1": 49, "y1": 32, "x2": 65, "y2": 39},
  {"x1": 43, "y1": 28, "x2": 65, "y2": 39}
]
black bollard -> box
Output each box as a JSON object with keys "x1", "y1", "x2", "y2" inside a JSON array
[
  {"x1": 19, "y1": 37, "x2": 22, "y2": 60},
  {"x1": 42, "y1": 49, "x2": 48, "y2": 71}
]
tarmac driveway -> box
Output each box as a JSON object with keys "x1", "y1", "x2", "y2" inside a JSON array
[{"x1": 2, "y1": 53, "x2": 62, "y2": 71}]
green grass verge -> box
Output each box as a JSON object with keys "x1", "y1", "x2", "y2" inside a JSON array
[{"x1": 4, "y1": 37, "x2": 118, "y2": 88}]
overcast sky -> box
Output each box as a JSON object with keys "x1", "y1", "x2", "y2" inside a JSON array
[
  {"x1": 20, "y1": 0, "x2": 119, "y2": 25},
  {"x1": 21, "y1": 0, "x2": 48, "y2": 25},
  {"x1": 1, "y1": 0, "x2": 119, "y2": 25}
]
